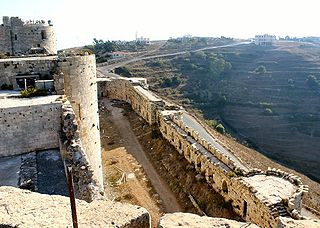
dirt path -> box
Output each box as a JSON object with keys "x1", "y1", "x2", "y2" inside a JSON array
[{"x1": 101, "y1": 98, "x2": 182, "y2": 213}]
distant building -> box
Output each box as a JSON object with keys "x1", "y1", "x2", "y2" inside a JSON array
[
  {"x1": 0, "y1": 16, "x2": 57, "y2": 56},
  {"x1": 255, "y1": 34, "x2": 276, "y2": 46},
  {"x1": 136, "y1": 36, "x2": 150, "y2": 45},
  {"x1": 110, "y1": 51, "x2": 130, "y2": 59}
]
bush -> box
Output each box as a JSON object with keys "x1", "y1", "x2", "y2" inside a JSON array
[
  {"x1": 78, "y1": 48, "x2": 94, "y2": 55},
  {"x1": 20, "y1": 88, "x2": 48, "y2": 98},
  {"x1": 160, "y1": 75, "x2": 182, "y2": 88},
  {"x1": 215, "y1": 123, "x2": 226, "y2": 134},
  {"x1": 255, "y1": 65, "x2": 267, "y2": 74},
  {"x1": 1, "y1": 83, "x2": 13, "y2": 90},
  {"x1": 265, "y1": 108, "x2": 273, "y2": 115},
  {"x1": 114, "y1": 66, "x2": 132, "y2": 77},
  {"x1": 151, "y1": 129, "x2": 161, "y2": 139},
  {"x1": 0, "y1": 53, "x2": 8, "y2": 59},
  {"x1": 307, "y1": 75, "x2": 319, "y2": 90}
]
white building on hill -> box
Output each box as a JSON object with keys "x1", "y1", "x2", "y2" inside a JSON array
[{"x1": 255, "y1": 34, "x2": 276, "y2": 46}]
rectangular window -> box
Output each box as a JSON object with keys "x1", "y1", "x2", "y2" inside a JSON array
[{"x1": 14, "y1": 34, "x2": 17, "y2": 40}]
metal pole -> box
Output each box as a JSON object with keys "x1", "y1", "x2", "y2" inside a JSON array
[{"x1": 66, "y1": 166, "x2": 78, "y2": 228}]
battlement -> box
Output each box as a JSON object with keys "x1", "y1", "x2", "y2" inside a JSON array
[{"x1": 2, "y1": 16, "x2": 53, "y2": 27}]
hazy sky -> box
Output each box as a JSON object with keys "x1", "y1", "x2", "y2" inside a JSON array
[{"x1": 1, "y1": 0, "x2": 320, "y2": 49}]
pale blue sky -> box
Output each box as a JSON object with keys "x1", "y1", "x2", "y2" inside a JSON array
[{"x1": 1, "y1": 0, "x2": 320, "y2": 49}]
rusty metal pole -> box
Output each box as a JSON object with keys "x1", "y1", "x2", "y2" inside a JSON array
[{"x1": 66, "y1": 166, "x2": 78, "y2": 228}]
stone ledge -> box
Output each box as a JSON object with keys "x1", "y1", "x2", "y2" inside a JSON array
[
  {"x1": 279, "y1": 217, "x2": 320, "y2": 228},
  {"x1": 0, "y1": 186, "x2": 150, "y2": 228},
  {"x1": 157, "y1": 213, "x2": 259, "y2": 228}
]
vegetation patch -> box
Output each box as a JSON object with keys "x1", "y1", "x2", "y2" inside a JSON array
[
  {"x1": 20, "y1": 88, "x2": 48, "y2": 98},
  {"x1": 1, "y1": 83, "x2": 13, "y2": 90}
]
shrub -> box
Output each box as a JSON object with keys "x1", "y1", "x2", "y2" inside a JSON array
[
  {"x1": 114, "y1": 66, "x2": 132, "y2": 77},
  {"x1": 20, "y1": 88, "x2": 48, "y2": 98},
  {"x1": 1, "y1": 83, "x2": 13, "y2": 90},
  {"x1": 151, "y1": 129, "x2": 161, "y2": 139},
  {"x1": 265, "y1": 108, "x2": 273, "y2": 115},
  {"x1": 215, "y1": 123, "x2": 226, "y2": 134},
  {"x1": 0, "y1": 53, "x2": 8, "y2": 59},
  {"x1": 255, "y1": 65, "x2": 267, "y2": 74},
  {"x1": 307, "y1": 75, "x2": 319, "y2": 90},
  {"x1": 78, "y1": 48, "x2": 94, "y2": 55}
]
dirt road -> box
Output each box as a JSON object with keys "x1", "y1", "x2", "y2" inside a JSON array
[{"x1": 101, "y1": 98, "x2": 182, "y2": 213}]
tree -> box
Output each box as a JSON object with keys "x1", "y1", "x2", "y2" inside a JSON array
[
  {"x1": 255, "y1": 65, "x2": 267, "y2": 74},
  {"x1": 307, "y1": 75, "x2": 319, "y2": 89},
  {"x1": 215, "y1": 124, "x2": 226, "y2": 134}
]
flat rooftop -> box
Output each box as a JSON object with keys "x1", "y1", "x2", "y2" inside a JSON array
[
  {"x1": 134, "y1": 86, "x2": 162, "y2": 102},
  {"x1": 0, "y1": 55, "x2": 57, "y2": 63},
  {"x1": 243, "y1": 175, "x2": 297, "y2": 204},
  {"x1": 0, "y1": 95, "x2": 62, "y2": 108}
]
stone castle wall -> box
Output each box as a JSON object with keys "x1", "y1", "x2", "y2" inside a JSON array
[
  {"x1": 0, "y1": 25, "x2": 12, "y2": 54},
  {"x1": 99, "y1": 77, "x2": 313, "y2": 228},
  {"x1": 98, "y1": 78, "x2": 165, "y2": 124},
  {"x1": 0, "y1": 17, "x2": 57, "y2": 55},
  {"x1": 0, "y1": 100, "x2": 61, "y2": 157},
  {"x1": 57, "y1": 55, "x2": 103, "y2": 188},
  {"x1": 60, "y1": 99, "x2": 103, "y2": 202},
  {"x1": 0, "y1": 56, "x2": 57, "y2": 89}
]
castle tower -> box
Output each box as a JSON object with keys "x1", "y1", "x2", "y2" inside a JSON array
[
  {"x1": 0, "y1": 16, "x2": 57, "y2": 55},
  {"x1": 57, "y1": 54, "x2": 103, "y2": 188}
]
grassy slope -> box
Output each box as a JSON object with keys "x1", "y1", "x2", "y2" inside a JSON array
[{"x1": 124, "y1": 41, "x2": 320, "y2": 213}]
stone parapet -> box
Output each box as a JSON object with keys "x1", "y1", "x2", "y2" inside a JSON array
[{"x1": 158, "y1": 212, "x2": 259, "y2": 228}]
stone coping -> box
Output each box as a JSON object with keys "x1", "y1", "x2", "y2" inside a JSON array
[
  {"x1": 0, "y1": 95, "x2": 61, "y2": 108},
  {"x1": 0, "y1": 55, "x2": 57, "y2": 62}
]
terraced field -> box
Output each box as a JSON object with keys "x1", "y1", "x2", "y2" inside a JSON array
[
  {"x1": 215, "y1": 43, "x2": 320, "y2": 182},
  {"x1": 125, "y1": 41, "x2": 320, "y2": 183}
]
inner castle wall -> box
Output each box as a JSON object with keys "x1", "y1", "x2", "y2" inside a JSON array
[
  {"x1": 0, "y1": 56, "x2": 57, "y2": 89},
  {"x1": 0, "y1": 98, "x2": 61, "y2": 157},
  {"x1": 0, "y1": 54, "x2": 104, "y2": 199}
]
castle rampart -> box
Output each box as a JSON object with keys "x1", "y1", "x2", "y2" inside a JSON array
[
  {"x1": 99, "y1": 77, "x2": 315, "y2": 227},
  {"x1": 0, "y1": 16, "x2": 57, "y2": 55},
  {"x1": 98, "y1": 78, "x2": 165, "y2": 124}
]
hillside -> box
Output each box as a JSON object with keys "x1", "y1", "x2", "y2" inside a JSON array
[{"x1": 124, "y1": 41, "x2": 320, "y2": 183}]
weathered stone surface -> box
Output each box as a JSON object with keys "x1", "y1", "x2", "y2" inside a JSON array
[
  {"x1": 279, "y1": 217, "x2": 320, "y2": 228},
  {"x1": 58, "y1": 55, "x2": 103, "y2": 188},
  {"x1": 158, "y1": 213, "x2": 259, "y2": 228},
  {"x1": 0, "y1": 186, "x2": 150, "y2": 228},
  {"x1": 0, "y1": 96, "x2": 62, "y2": 157},
  {"x1": 60, "y1": 99, "x2": 103, "y2": 202}
]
